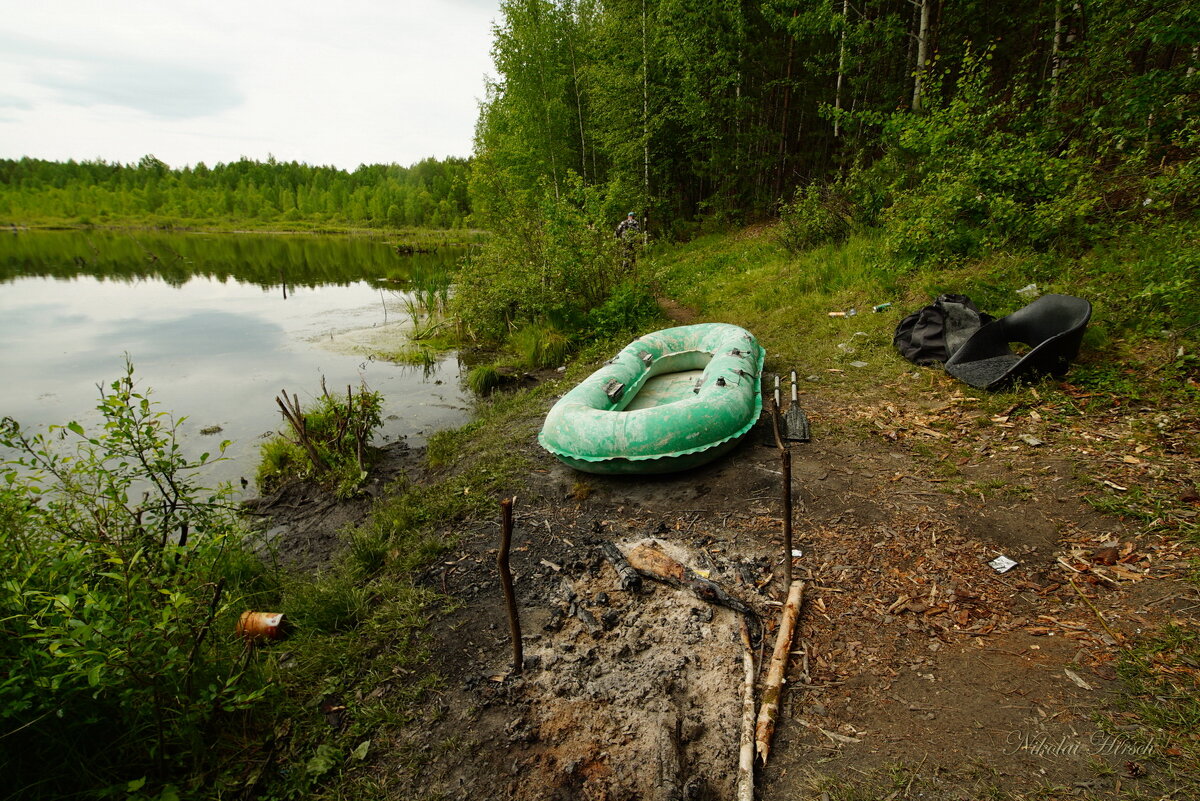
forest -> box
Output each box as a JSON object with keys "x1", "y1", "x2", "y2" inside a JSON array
[
  {"x1": 455, "y1": 0, "x2": 1197, "y2": 347},
  {"x1": 0, "y1": 154, "x2": 474, "y2": 230},
  {"x1": 472, "y1": 0, "x2": 1197, "y2": 226}
]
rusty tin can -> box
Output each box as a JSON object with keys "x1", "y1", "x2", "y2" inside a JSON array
[{"x1": 237, "y1": 611, "x2": 286, "y2": 641}]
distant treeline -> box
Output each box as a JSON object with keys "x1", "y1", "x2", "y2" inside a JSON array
[{"x1": 0, "y1": 155, "x2": 473, "y2": 229}]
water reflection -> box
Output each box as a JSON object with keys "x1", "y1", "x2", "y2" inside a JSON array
[{"x1": 0, "y1": 230, "x2": 472, "y2": 491}]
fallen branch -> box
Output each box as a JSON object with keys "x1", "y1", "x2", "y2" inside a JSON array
[
  {"x1": 737, "y1": 617, "x2": 757, "y2": 801},
  {"x1": 755, "y1": 580, "x2": 805, "y2": 764},
  {"x1": 624, "y1": 542, "x2": 758, "y2": 625}
]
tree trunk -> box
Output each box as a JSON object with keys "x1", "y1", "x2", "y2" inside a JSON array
[
  {"x1": 642, "y1": 0, "x2": 650, "y2": 241},
  {"x1": 912, "y1": 0, "x2": 932, "y2": 111},
  {"x1": 834, "y1": 0, "x2": 849, "y2": 137},
  {"x1": 1050, "y1": 0, "x2": 1063, "y2": 104}
]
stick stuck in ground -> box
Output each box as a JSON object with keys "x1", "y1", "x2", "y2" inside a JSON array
[{"x1": 498, "y1": 497, "x2": 523, "y2": 674}]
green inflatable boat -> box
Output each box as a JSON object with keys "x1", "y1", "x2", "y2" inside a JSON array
[{"x1": 538, "y1": 323, "x2": 765, "y2": 474}]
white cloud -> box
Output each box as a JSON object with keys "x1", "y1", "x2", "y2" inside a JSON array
[{"x1": 0, "y1": 0, "x2": 499, "y2": 169}]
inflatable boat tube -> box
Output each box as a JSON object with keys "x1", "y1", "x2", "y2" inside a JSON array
[{"x1": 538, "y1": 323, "x2": 765, "y2": 474}]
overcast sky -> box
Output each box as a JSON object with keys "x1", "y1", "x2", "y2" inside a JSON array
[{"x1": 0, "y1": 1, "x2": 501, "y2": 171}]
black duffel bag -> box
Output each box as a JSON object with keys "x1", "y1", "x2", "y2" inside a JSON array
[{"x1": 893, "y1": 294, "x2": 994, "y2": 367}]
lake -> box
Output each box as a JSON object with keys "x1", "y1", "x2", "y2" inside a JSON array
[{"x1": 0, "y1": 229, "x2": 472, "y2": 491}]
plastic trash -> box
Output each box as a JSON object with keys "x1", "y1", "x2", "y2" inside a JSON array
[
  {"x1": 1016, "y1": 283, "x2": 1040, "y2": 299},
  {"x1": 988, "y1": 555, "x2": 1018, "y2": 574}
]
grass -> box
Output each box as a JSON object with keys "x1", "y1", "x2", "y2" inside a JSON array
[
  {"x1": 1101, "y1": 625, "x2": 1200, "y2": 794},
  {"x1": 465, "y1": 364, "x2": 501, "y2": 395},
  {"x1": 252, "y1": 474, "x2": 468, "y2": 798},
  {"x1": 9, "y1": 214, "x2": 491, "y2": 243}
]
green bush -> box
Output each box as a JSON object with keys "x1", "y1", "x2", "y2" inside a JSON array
[
  {"x1": 0, "y1": 362, "x2": 269, "y2": 798},
  {"x1": 778, "y1": 183, "x2": 853, "y2": 253},
  {"x1": 583, "y1": 282, "x2": 659, "y2": 342},
  {"x1": 257, "y1": 384, "x2": 383, "y2": 498},
  {"x1": 510, "y1": 320, "x2": 573, "y2": 369},
  {"x1": 453, "y1": 171, "x2": 625, "y2": 344},
  {"x1": 835, "y1": 50, "x2": 1104, "y2": 265},
  {"x1": 466, "y1": 364, "x2": 501, "y2": 395}
]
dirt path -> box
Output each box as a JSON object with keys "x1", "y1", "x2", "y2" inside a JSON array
[
  {"x1": 657, "y1": 296, "x2": 698, "y2": 324},
  {"x1": 365, "y1": 371, "x2": 1198, "y2": 800}
]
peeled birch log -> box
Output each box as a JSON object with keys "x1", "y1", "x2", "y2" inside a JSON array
[
  {"x1": 754, "y1": 579, "x2": 805, "y2": 765},
  {"x1": 736, "y1": 617, "x2": 757, "y2": 801}
]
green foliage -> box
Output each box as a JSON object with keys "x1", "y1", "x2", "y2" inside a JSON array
[
  {"x1": 257, "y1": 385, "x2": 384, "y2": 499},
  {"x1": 510, "y1": 320, "x2": 573, "y2": 369},
  {"x1": 454, "y1": 170, "x2": 625, "y2": 344},
  {"x1": 466, "y1": 364, "x2": 502, "y2": 395},
  {"x1": 0, "y1": 361, "x2": 269, "y2": 798},
  {"x1": 583, "y1": 281, "x2": 659, "y2": 342},
  {"x1": 778, "y1": 183, "x2": 854, "y2": 252},
  {"x1": 0, "y1": 155, "x2": 474, "y2": 230}
]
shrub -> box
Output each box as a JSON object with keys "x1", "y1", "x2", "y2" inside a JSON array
[
  {"x1": 510, "y1": 320, "x2": 573, "y2": 369},
  {"x1": 452, "y1": 171, "x2": 624, "y2": 344},
  {"x1": 778, "y1": 183, "x2": 853, "y2": 252},
  {"x1": 583, "y1": 282, "x2": 659, "y2": 343},
  {"x1": 0, "y1": 361, "x2": 269, "y2": 798},
  {"x1": 258, "y1": 383, "x2": 384, "y2": 498},
  {"x1": 466, "y1": 364, "x2": 502, "y2": 395}
]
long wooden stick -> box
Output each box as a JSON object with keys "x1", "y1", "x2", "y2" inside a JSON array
[
  {"x1": 737, "y1": 617, "x2": 757, "y2": 801},
  {"x1": 498, "y1": 497, "x2": 522, "y2": 674},
  {"x1": 755, "y1": 579, "x2": 805, "y2": 764},
  {"x1": 781, "y1": 449, "x2": 793, "y2": 590}
]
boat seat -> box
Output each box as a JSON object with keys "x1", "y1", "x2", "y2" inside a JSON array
[{"x1": 944, "y1": 294, "x2": 1092, "y2": 391}]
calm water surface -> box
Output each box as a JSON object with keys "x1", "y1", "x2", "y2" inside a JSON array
[{"x1": 0, "y1": 230, "x2": 472, "y2": 490}]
